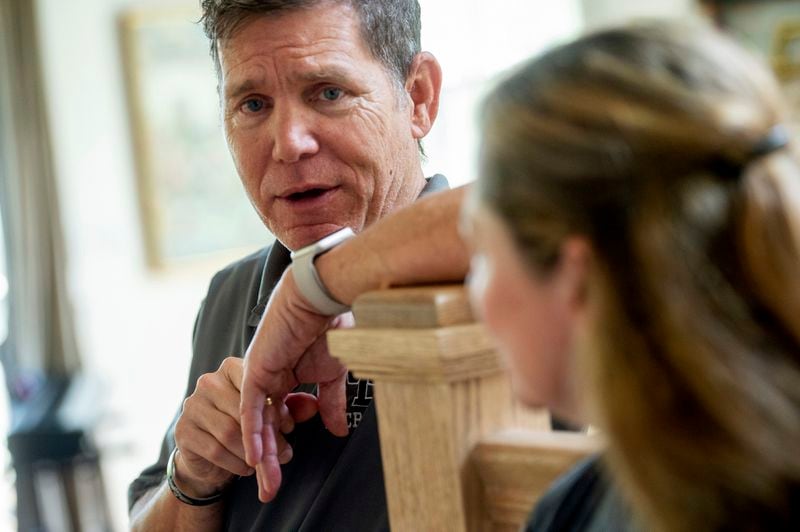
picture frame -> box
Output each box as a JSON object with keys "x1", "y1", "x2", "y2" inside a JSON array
[
  {"x1": 119, "y1": 7, "x2": 272, "y2": 268},
  {"x1": 699, "y1": 0, "x2": 800, "y2": 130},
  {"x1": 699, "y1": 0, "x2": 800, "y2": 80},
  {"x1": 773, "y1": 19, "x2": 800, "y2": 81}
]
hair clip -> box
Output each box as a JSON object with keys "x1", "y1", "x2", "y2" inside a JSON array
[{"x1": 750, "y1": 125, "x2": 791, "y2": 159}]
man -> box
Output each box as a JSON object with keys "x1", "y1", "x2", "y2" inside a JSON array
[{"x1": 128, "y1": 0, "x2": 443, "y2": 530}]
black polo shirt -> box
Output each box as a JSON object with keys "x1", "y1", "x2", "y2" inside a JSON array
[{"x1": 129, "y1": 175, "x2": 448, "y2": 531}]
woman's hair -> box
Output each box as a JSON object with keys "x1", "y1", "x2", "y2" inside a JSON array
[{"x1": 479, "y1": 22, "x2": 800, "y2": 531}]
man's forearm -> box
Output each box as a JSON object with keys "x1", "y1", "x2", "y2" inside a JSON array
[
  {"x1": 129, "y1": 482, "x2": 225, "y2": 532},
  {"x1": 318, "y1": 186, "x2": 470, "y2": 305}
]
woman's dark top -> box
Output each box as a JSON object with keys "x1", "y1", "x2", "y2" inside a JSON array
[
  {"x1": 526, "y1": 454, "x2": 800, "y2": 532},
  {"x1": 524, "y1": 455, "x2": 634, "y2": 532}
]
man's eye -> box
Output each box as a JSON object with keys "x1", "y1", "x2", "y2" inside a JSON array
[
  {"x1": 242, "y1": 98, "x2": 265, "y2": 113},
  {"x1": 321, "y1": 87, "x2": 344, "y2": 101}
]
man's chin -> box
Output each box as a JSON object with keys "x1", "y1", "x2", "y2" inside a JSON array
[{"x1": 277, "y1": 223, "x2": 354, "y2": 251}]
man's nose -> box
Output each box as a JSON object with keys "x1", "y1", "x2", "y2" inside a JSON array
[{"x1": 271, "y1": 104, "x2": 320, "y2": 163}]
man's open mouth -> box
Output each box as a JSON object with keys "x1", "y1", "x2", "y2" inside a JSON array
[
  {"x1": 278, "y1": 186, "x2": 341, "y2": 208},
  {"x1": 286, "y1": 188, "x2": 331, "y2": 201}
]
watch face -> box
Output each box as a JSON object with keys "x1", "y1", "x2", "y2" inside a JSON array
[
  {"x1": 290, "y1": 240, "x2": 323, "y2": 260},
  {"x1": 291, "y1": 227, "x2": 355, "y2": 260}
]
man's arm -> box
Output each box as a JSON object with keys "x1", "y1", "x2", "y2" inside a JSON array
[
  {"x1": 130, "y1": 482, "x2": 225, "y2": 532},
  {"x1": 240, "y1": 186, "x2": 470, "y2": 502}
]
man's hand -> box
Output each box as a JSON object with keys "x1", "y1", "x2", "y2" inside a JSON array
[
  {"x1": 173, "y1": 357, "x2": 318, "y2": 499},
  {"x1": 240, "y1": 267, "x2": 352, "y2": 503}
]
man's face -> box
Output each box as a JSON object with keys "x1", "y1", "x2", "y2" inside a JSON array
[{"x1": 219, "y1": 3, "x2": 426, "y2": 250}]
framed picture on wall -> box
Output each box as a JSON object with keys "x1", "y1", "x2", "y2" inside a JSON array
[
  {"x1": 698, "y1": 0, "x2": 800, "y2": 78},
  {"x1": 773, "y1": 19, "x2": 800, "y2": 81},
  {"x1": 120, "y1": 7, "x2": 272, "y2": 269}
]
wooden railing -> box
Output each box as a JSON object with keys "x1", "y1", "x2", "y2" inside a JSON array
[{"x1": 328, "y1": 285, "x2": 600, "y2": 532}]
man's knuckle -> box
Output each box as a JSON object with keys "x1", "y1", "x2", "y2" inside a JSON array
[
  {"x1": 220, "y1": 357, "x2": 240, "y2": 370},
  {"x1": 220, "y1": 421, "x2": 242, "y2": 446},
  {"x1": 180, "y1": 395, "x2": 197, "y2": 416},
  {"x1": 207, "y1": 444, "x2": 227, "y2": 464},
  {"x1": 196, "y1": 373, "x2": 212, "y2": 389}
]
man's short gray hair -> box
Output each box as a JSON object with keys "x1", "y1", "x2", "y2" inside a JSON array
[{"x1": 200, "y1": 0, "x2": 422, "y2": 86}]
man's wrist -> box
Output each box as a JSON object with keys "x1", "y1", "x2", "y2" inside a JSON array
[
  {"x1": 166, "y1": 448, "x2": 227, "y2": 505},
  {"x1": 314, "y1": 231, "x2": 389, "y2": 307},
  {"x1": 313, "y1": 245, "x2": 350, "y2": 306},
  {"x1": 290, "y1": 227, "x2": 355, "y2": 315}
]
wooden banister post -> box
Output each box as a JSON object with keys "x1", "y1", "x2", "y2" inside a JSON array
[
  {"x1": 472, "y1": 430, "x2": 600, "y2": 530},
  {"x1": 328, "y1": 285, "x2": 551, "y2": 532}
]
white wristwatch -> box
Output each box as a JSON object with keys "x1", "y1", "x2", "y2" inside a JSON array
[{"x1": 290, "y1": 227, "x2": 355, "y2": 315}]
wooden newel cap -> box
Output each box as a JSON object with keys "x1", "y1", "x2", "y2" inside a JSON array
[
  {"x1": 328, "y1": 285, "x2": 503, "y2": 383},
  {"x1": 351, "y1": 284, "x2": 474, "y2": 329}
]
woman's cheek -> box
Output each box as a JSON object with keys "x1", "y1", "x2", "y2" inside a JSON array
[
  {"x1": 467, "y1": 253, "x2": 489, "y2": 322},
  {"x1": 468, "y1": 252, "x2": 509, "y2": 349}
]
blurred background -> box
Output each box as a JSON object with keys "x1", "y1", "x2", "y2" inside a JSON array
[{"x1": 1, "y1": 0, "x2": 797, "y2": 529}]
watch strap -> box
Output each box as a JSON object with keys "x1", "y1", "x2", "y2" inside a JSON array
[{"x1": 290, "y1": 228, "x2": 354, "y2": 316}]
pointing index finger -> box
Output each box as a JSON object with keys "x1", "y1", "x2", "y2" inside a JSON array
[{"x1": 239, "y1": 365, "x2": 266, "y2": 467}]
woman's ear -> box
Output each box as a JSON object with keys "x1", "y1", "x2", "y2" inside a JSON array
[
  {"x1": 556, "y1": 237, "x2": 592, "y2": 315},
  {"x1": 405, "y1": 52, "x2": 442, "y2": 140}
]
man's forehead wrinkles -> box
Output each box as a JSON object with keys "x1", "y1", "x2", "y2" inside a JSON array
[
  {"x1": 219, "y1": 10, "x2": 375, "y2": 103},
  {"x1": 225, "y1": 79, "x2": 259, "y2": 102},
  {"x1": 223, "y1": 59, "x2": 271, "y2": 101},
  {"x1": 227, "y1": 26, "x2": 355, "y2": 57},
  {"x1": 223, "y1": 52, "x2": 361, "y2": 100}
]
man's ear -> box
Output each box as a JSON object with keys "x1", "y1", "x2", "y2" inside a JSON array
[{"x1": 405, "y1": 52, "x2": 442, "y2": 140}]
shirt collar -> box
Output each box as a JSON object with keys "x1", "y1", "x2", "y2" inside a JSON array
[{"x1": 246, "y1": 241, "x2": 291, "y2": 328}]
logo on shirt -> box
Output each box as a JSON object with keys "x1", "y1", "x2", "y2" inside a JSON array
[{"x1": 345, "y1": 373, "x2": 373, "y2": 429}]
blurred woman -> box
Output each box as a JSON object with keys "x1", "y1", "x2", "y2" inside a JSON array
[{"x1": 467, "y1": 21, "x2": 800, "y2": 531}]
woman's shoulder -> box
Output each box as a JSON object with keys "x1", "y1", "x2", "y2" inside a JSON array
[{"x1": 524, "y1": 454, "x2": 634, "y2": 532}]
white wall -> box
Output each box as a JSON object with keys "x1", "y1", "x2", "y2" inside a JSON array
[
  {"x1": 35, "y1": 0, "x2": 220, "y2": 528},
  {"x1": 580, "y1": 0, "x2": 698, "y2": 29},
  {"x1": 33, "y1": 0, "x2": 581, "y2": 529},
  {"x1": 421, "y1": 0, "x2": 582, "y2": 185}
]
